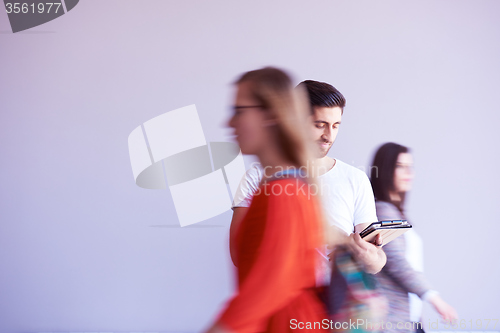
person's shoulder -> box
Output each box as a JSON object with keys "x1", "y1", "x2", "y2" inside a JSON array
[
  {"x1": 375, "y1": 201, "x2": 402, "y2": 218},
  {"x1": 243, "y1": 162, "x2": 264, "y2": 183},
  {"x1": 334, "y1": 159, "x2": 369, "y2": 180},
  {"x1": 247, "y1": 162, "x2": 263, "y2": 175},
  {"x1": 231, "y1": 162, "x2": 264, "y2": 208},
  {"x1": 375, "y1": 200, "x2": 396, "y2": 210}
]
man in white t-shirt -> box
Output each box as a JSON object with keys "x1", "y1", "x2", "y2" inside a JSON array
[{"x1": 229, "y1": 80, "x2": 386, "y2": 277}]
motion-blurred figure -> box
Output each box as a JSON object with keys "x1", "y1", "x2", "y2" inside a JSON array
[
  {"x1": 205, "y1": 67, "x2": 327, "y2": 333},
  {"x1": 370, "y1": 142, "x2": 458, "y2": 333},
  {"x1": 230, "y1": 79, "x2": 386, "y2": 277},
  {"x1": 229, "y1": 79, "x2": 388, "y2": 332}
]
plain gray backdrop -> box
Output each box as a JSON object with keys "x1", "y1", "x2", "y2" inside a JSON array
[{"x1": 0, "y1": 1, "x2": 499, "y2": 332}]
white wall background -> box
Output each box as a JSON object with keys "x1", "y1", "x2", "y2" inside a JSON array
[{"x1": 0, "y1": 1, "x2": 499, "y2": 332}]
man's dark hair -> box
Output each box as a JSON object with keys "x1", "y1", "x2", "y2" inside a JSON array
[{"x1": 297, "y1": 80, "x2": 346, "y2": 115}]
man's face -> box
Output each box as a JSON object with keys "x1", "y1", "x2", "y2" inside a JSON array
[{"x1": 310, "y1": 106, "x2": 342, "y2": 158}]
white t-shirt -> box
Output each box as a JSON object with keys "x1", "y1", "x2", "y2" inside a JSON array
[
  {"x1": 232, "y1": 159, "x2": 377, "y2": 235},
  {"x1": 232, "y1": 159, "x2": 377, "y2": 285}
]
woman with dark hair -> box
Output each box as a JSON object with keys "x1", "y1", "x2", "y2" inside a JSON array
[
  {"x1": 205, "y1": 67, "x2": 327, "y2": 333},
  {"x1": 370, "y1": 143, "x2": 457, "y2": 333}
]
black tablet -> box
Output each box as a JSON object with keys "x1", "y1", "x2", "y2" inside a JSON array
[{"x1": 360, "y1": 220, "x2": 412, "y2": 245}]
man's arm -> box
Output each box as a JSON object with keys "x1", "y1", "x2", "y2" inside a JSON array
[
  {"x1": 228, "y1": 163, "x2": 263, "y2": 266},
  {"x1": 346, "y1": 222, "x2": 387, "y2": 274},
  {"x1": 229, "y1": 207, "x2": 249, "y2": 267}
]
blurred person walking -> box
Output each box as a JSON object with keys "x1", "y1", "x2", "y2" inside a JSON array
[
  {"x1": 370, "y1": 142, "x2": 458, "y2": 333},
  {"x1": 229, "y1": 79, "x2": 388, "y2": 332},
  {"x1": 205, "y1": 67, "x2": 327, "y2": 333}
]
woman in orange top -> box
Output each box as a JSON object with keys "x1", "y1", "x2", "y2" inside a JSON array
[{"x1": 205, "y1": 67, "x2": 328, "y2": 333}]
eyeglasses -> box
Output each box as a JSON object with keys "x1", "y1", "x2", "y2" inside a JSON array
[{"x1": 231, "y1": 105, "x2": 265, "y2": 114}]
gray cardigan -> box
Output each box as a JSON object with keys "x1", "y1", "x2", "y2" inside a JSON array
[{"x1": 375, "y1": 201, "x2": 432, "y2": 332}]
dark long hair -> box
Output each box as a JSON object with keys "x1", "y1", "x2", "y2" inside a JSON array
[{"x1": 370, "y1": 142, "x2": 410, "y2": 212}]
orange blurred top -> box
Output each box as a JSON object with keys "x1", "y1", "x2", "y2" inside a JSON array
[{"x1": 217, "y1": 178, "x2": 327, "y2": 332}]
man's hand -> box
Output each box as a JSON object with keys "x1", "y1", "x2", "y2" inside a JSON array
[{"x1": 345, "y1": 233, "x2": 386, "y2": 274}]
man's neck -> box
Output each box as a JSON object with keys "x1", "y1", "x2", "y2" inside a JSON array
[{"x1": 310, "y1": 156, "x2": 335, "y2": 177}]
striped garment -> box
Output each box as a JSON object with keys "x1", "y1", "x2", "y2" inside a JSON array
[
  {"x1": 375, "y1": 201, "x2": 432, "y2": 333},
  {"x1": 330, "y1": 246, "x2": 387, "y2": 333}
]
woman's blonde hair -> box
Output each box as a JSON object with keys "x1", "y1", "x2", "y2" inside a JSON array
[
  {"x1": 236, "y1": 67, "x2": 335, "y2": 245},
  {"x1": 235, "y1": 67, "x2": 314, "y2": 169}
]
